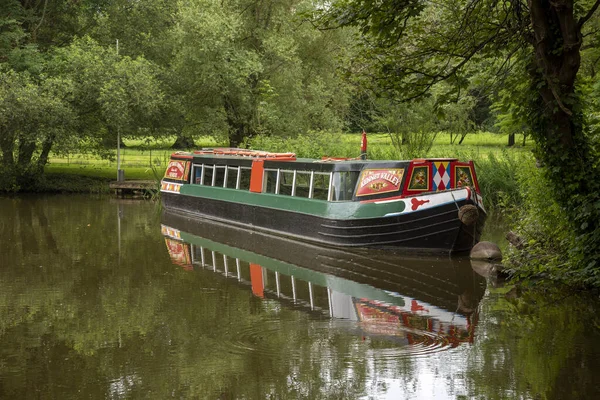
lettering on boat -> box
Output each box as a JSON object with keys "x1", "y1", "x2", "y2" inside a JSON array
[
  {"x1": 356, "y1": 169, "x2": 404, "y2": 196},
  {"x1": 165, "y1": 160, "x2": 191, "y2": 181}
]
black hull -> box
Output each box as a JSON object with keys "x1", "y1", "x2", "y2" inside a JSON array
[{"x1": 162, "y1": 192, "x2": 486, "y2": 254}]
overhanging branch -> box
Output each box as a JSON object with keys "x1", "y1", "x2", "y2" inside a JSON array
[{"x1": 578, "y1": 0, "x2": 600, "y2": 28}]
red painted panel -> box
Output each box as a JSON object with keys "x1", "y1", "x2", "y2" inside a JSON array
[
  {"x1": 250, "y1": 159, "x2": 265, "y2": 193},
  {"x1": 164, "y1": 160, "x2": 190, "y2": 181},
  {"x1": 356, "y1": 169, "x2": 404, "y2": 197},
  {"x1": 453, "y1": 162, "x2": 480, "y2": 193},
  {"x1": 402, "y1": 161, "x2": 431, "y2": 196}
]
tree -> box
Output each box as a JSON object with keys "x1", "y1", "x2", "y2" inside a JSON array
[
  {"x1": 0, "y1": 69, "x2": 75, "y2": 189},
  {"x1": 0, "y1": 33, "x2": 165, "y2": 190},
  {"x1": 171, "y1": 0, "x2": 353, "y2": 147},
  {"x1": 319, "y1": 0, "x2": 600, "y2": 284},
  {"x1": 51, "y1": 37, "x2": 165, "y2": 149}
]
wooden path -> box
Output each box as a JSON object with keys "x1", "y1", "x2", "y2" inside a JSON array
[{"x1": 109, "y1": 180, "x2": 157, "y2": 197}]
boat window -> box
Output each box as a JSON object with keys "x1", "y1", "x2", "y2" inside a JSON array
[
  {"x1": 213, "y1": 166, "x2": 226, "y2": 187},
  {"x1": 279, "y1": 171, "x2": 295, "y2": 196},
  {"x1": 202, "y1": 165, "x2": 214, "y2": 185},
  {"x1": 193, "y1": 164, "x2": 203, "y2": 184},
  {"x1": 294, "y1": 171, "x2": 311, "y2": 198},
  {"x1": 263, "y1": 169, "x2": 278, "y2": 194},
  {"x1": 226, "y1": 166, "x2": 238, "y2": 188},
  {"x1": 239, "y1": 167, "x2": 251, "y2": 190},
  {"x1": 331, "y1": 171, "x2": 359, "y2": 201},
  {"x1": 312, "y1": 172, "x2": 331, "y2": 201}
]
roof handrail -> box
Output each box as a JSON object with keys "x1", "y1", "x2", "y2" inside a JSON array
[{"x1": 193, "y1": 148, "x2": 296, "y2": 160}]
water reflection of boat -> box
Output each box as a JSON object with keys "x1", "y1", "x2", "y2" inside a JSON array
[{"x1": 161, "y1": 211, "x2": 486, "y2": 347}]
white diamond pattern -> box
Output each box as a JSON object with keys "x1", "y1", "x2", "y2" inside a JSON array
[{"x1": 433, "y1": 162, "x2": 450, "y2": 191}]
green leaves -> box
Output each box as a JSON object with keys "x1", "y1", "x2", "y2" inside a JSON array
[{"x1": 170, "y1": 0, "x2": 353, "y2": 145}]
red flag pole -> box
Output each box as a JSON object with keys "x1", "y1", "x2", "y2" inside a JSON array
[{"x1": 360, "y1": 130, "x2": 367, "y2": 160}]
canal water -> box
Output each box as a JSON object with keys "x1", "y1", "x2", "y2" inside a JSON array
[{"x1": 1, "y1": 195, "x2": 600, "y2": 400}]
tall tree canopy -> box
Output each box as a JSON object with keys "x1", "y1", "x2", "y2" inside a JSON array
[
  {"x1": 318, "y1": 0, "x2": 600, "y2": 280},
  {"x1": 0, "y1": 0, "x2": 355, "y2": 188}
]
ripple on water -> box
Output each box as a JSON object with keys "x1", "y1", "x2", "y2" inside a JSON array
[{"x1": 208, "y1": 315, "x2": 465, "y2": 365}]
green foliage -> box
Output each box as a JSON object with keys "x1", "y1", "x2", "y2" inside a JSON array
[
  {"x1": 51, "y1": 36, "x2": 165, "y2": 140},
  {"x1": 369, "y1": 98, "x2": 438, "y2": 159},
  {"x1": 245, "y1": 131, "x2": 357, "y2": 159},
  {"x1": 0, "y1": 33, "x2": 166, "y2": 191},
  {"x1": 474, "y1": 150, "x2": 527, "y2": 212},
  {"x1": 170, "y1": 0, "x2": 353, "y2": 146},
  {"x1": 0, "y1": 69, "x2": 76, "y2": 190},
  {"x1": 504, "y1": 158, "x2": 581, "y2": 284},
  {"x1": 350, "y1": 90, "x2": 480, "y2": 158}
]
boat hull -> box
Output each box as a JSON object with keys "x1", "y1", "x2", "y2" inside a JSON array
[{"x1": 161, "y1": 188, "x2": 486, "y2": 254}]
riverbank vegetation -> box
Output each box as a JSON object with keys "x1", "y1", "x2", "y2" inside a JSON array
[{"x1": 1, "y1": 0, "x2": 599, "y2": 288}]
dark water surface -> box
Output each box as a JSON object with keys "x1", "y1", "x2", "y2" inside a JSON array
[{"x1": 1, "y1": 195, "x2": 600, "y2": 399}]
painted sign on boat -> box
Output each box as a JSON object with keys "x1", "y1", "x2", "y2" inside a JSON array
[{"x1": 356, "y1": 169, "x2": 404, "y2": 197}]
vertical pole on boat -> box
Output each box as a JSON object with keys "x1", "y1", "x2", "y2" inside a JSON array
[{"x1": 360, "y1": 130, "x2": 367, "y2": 160}]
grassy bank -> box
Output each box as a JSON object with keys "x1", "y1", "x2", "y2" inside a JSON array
[{"x1": 41, "y1": 131, "x2": 532, "y2": 203}]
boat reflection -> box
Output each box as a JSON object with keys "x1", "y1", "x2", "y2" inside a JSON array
[{"x1": 161, "y1": 211, "x2": 487, "y2": 348}]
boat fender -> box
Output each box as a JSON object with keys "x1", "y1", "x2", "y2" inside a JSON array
[
  {"x1": 458, "y1": 204, "x2": 479, "y2": 226},
  {"x1": 470, "y1": 241, "x2": 503, "y2": 261}
]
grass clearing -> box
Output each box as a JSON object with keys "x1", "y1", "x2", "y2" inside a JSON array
[
  {"x1": 45, "y1": 164, "x2": 159, "y2": 180},
  {"x1": 43, "y1": 131, "x2": 533, "y2": 198}
]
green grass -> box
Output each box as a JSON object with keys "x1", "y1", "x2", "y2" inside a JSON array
[
  {"x1": 46, "y1": 135, "x2": 227, "y2": 170},
  {"x1": 42, "y1": 131, "x2": 532, "y2": 198},
  {"x1": 44, "y1": 164, "x2": 161, "y2": 180},
  {"x1": 337, "y1": 131, "x2": 531, "y2": 159}
]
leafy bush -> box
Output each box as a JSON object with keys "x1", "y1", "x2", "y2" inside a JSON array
[
  {"x1": 474, "y1": 150, "x2": 527, "y2": 212},
  {"x1": 245, "y1": 131, "x2": 357, "y2": 159},
  {"x1": 505, "y1": 157, "x2": 582, "y2": 285}
]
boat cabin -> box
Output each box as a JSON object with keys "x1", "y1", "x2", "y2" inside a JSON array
[{"x1": 162, "y1": 148, "x2": 481, "y2": 202}]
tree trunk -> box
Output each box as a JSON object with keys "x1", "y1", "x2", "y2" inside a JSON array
[
  {"x1": 17, "y1": 138, "x2": 36, "y2": 169},
  {"x1": 223, "y1": 95, "x2": 249, "y2": 148},
  {"x1": 171, "y1": 134, "x2": 195, "y2": 149},
  {"x1": 37, "y1": 135, "x2": 55, "y2": 171},
  {"x1": 0, "y1": 129, "x2": 15, "y2": 169},
  {"x1": 528, "y1": 0, "x2": 600, "y2": 272},
  {"x1": 508, "y1": 133, "x2": 515, "y2": 147}
]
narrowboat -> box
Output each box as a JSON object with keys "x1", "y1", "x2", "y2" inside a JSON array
[
  {"x1": 160, "y1": 148, "x2": 486, "y2": 254},
  {"x1": 160, "y1": 213, "x2": 485, "y2": 345}
]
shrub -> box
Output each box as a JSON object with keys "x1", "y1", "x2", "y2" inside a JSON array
[
  {"x1": 505, "y1": 157, "x2": 582, "y2": 285},
  {"x1": 474, "y1": 150, "x2": 527, "y2": 212},
  {"x1": 245, "y1": 131, "x2": 357, "y2": 159}
]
